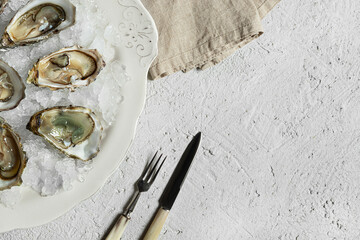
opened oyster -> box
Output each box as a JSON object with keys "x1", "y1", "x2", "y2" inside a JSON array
[
  {"x1": 0, "y1": 60, "x2": 25, "y2": 111},
  {"x1": 0, "y1": 117, "x2": 27, "y2": 191},
  {"x1": 0, "y1": 0, "x2": 7, "y2": 14},
  {"x1": 1, "y1": 0, "x2": 76, "y2": 47},
  {"x1": 27, "y1": 106, "x2": 103, "y2": 161},
  {"x1": 27, "y1": 46, "x2": 105, "y2": 91}
]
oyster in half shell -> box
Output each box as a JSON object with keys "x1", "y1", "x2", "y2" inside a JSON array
[
  {"x1": 0, "y1": 0, "x2": 7, "y2": 14},
  {"x1": 0, "y1": 117, "x2": 27, "y2": 191},
  {"x1": 1, "y1": 0, "x2": 76, "y2": 47},
  {"x1": 0, "y1": 60, "x2": 25, "y2": 111},
  {"x1": 27, "y1": 46, "x2": 105, "y2": 91},
  {"x1": 27, "y1": 106, "x2": 103, "y2": 161}
]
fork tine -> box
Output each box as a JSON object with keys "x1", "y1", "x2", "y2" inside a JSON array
[
  {"x1": 141, "y1": 151, "x2": 158, "y2": 179},
  {"x1": 150, "y1": 157, "x2": 166, "y2": 184},
  {"x1": 145, "y1": 154, "x2": 163, "y2": 182}
]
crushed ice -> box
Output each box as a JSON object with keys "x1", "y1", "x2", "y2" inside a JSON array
[{"x1": 0, "y1": 0, "x2": 130, "y2": 206}]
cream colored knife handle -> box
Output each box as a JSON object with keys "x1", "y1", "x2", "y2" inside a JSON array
[
  {"x1": 143, "y1": 208, "x2": 170, "y2": 240},
  {"x1": 105, "y1": 214, "x2": 130, "y2": 240}
]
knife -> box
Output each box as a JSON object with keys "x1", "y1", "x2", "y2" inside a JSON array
[{"x1": 143, "y1": 132, "x2": 202, "y2": 240}]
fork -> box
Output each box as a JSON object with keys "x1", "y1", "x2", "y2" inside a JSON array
[{"x1": 105, "y1": 152, "x2": 166, "y2": 240}]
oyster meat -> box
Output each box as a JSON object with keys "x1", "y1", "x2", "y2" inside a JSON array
[
  {"x1": 0, "y1": 60, "x2": 25, "y2": 111},
  {"x1": 0, "y1": 0, "x2": 7, "y2": 14},
  {"x1": 27, "y1": 106, "x2": 103, "y2": 161},
  {"x1": 0, "y1": 117, "x2": 27, "y2": 191},
  {"x1": 27, "y1": 46, "x2": 105, "y2": 91},
  {"x1": 1, "y1": 0, "x2": 76, "y2": 47}
]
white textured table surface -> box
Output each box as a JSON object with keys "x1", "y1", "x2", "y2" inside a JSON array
[{"x1": 2, "y1": 0, "x2": 360, "y2": 239}]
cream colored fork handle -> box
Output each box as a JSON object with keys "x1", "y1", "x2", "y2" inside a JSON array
[
  {"x1": 143, "y1": 208, "x2": 170, "y2": 240},
  {"x1": 105, "y1": 214, "x2": 130, "y2": 240}
]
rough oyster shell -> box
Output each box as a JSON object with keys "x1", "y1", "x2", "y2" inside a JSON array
[
  {"x1": 0, "y1": 117, "x2": 27, "y2": 191},
  {"x1": 0, "y1": 60, "x2": 25, "y2": 111},
  {"x1": 27, "y1": 46, "x2": 105, "y2": 91},
  {"x1": 27, "y1": 106, "x2": 103, "y2": 161},
  {"x1": 0, "y1": 0, "x2": 7, "y2": 14},
  {"x1": 1, "y1": 0, "x2": 76, "y2": 47}
]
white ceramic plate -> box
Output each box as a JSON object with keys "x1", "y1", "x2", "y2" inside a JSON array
[{"x1": 0, "y1": 0, "x2": 158, "y2": 233}]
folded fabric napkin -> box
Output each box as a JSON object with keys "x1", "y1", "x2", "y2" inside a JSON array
[{"x1": 142, "y1": 0, "x2": 281, "y2": 80}]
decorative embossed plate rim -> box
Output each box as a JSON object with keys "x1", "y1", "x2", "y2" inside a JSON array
[{"x1": 0, "y1": 0, "x2": 158, "y2": 233}]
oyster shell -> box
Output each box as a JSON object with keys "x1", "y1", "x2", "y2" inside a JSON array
[
  {"x1": 0, "y1": 60, "x2": 25, "y2": 111},
  {"x1": 27, "y1": 46, "x2": 105, "y2": 91},
  {"x1": 0, "y1": 0, "x2": 7, "y2": 14},
  {"x1": 0, "y1": 117, "x2": 27, "y2": 191},
  {"x1": 1, "y1": 0, "x2": 76, "y2": 47},
  {"x1": 27, "y1": 106, "x2": 103, "y2": 161}
]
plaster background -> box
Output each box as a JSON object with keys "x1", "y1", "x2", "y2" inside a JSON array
[{"x1": 2, "y1": 0, "x2": 360, "y2": 239}]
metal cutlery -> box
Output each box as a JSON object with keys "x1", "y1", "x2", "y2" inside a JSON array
[
  {"x1": 143, "y1": 132, "x2": 202, "y2": 240},
  {"x1": 105, "y1": 152, "x2": 166, "y2": 240}
]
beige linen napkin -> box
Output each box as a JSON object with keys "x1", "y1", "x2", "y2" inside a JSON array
[{"x1": 142, "y1": 0, "x2": 281, "y2": 80}]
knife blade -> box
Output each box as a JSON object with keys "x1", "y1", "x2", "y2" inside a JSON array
[{"x1": 143, "y1": 132, "x2": 202, "y2": 240}]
